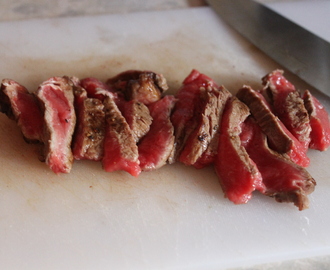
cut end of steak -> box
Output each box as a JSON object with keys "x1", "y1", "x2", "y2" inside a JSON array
[
  {"x1": 303, "y1": 90, "x2": 330, "y2": 151},
  {"x1": 107, "y1": 70, "x2": 169, "y2": 105},
  {"x1": 138, "y1": 95, "x2": 176, "y2": 171},
  {"x1": 214, "y1": 97, "x2": 265, "y2": 205},
  {"x1": 72, "y1": 82, "x2": 105, "y2": 161},
  {"x1": 37, "y1": 76, "x2": 76, "y2": 174},
  {"x1": 102, "y1": 94, "x2": 141, "y2": 177},
  {"x1": 241, "y1": 117, "x2": 316, "y2": 210},
  {"x1": 237, "y1": 85, "x2": 310, "y2": 167},
  {"x1": 1, "y1": 79, "x2": 44, "y2": 143}
]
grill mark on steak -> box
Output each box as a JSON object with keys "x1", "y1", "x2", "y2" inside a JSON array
[
  {"x1": 72, "y1": 83, "x2": 105, "y2": 161},
  {"x1": 236, "y1": 85, "x2": 310, "y2": 167},
  {"x1": 138, "y1": 95, "x2": 176, "y2": 171},
  {"x1": 303, "y1": 90, "x2": 330, "y2": 151},
  {"x1": 101, "y1": 91, "x2": 141, "y2": 177},
  {"x1": 0, "y1": 79, "x2": 44, "y2": 143},
  {"x1": 214, "y1": 97, "x2": 265, "y2": 204},
  {"x1": 241, "y1": 117, "x2": 316, "y2": 210},
  {"x1": 36, "y1": 76, "x2": 76, "y2": 174},
  {"x1": 168, "y1": 69, "x2": 219, "y2": 164},
  {"x1": 262, "y1": 70, "x2": 311, "y2": 151},
  {"x1": 107, "y1": 70, "x2": 168, "y2": 105}
]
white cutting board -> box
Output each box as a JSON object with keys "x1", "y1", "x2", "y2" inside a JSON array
[{"x1": 1, "y1": 4, "x2": 330, "y2": 270}]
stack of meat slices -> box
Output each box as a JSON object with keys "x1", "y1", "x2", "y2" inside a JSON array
[{"x1": 1, "y1": 69, "x2": 329, "y2": 210}]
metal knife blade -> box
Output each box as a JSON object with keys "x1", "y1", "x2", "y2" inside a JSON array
[{"x1": 206, "y1": 0, "x2": 330, "y2": 96}]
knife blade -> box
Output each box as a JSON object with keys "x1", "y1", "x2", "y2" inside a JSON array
[{"x1": 206, "y1": 0, "x2": 330, "y2": 96}]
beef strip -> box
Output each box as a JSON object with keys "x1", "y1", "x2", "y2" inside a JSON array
[
  {"x1": 303, "y1": 90, "x2": 330, "y2": 151},
  {"x1": 36, "y1": 77, "x2": 76, "y2": 174},
  {"x1": 119, "y1": 100, "x2": 152, "y2": 143},
  {"x1": 138, "y1": 95, "x2": 176, "y2": 171},
  {"x1": 72, "y1": 82, "x2": 105, "y2": 161},
  {"x1": 192, "y1": 86, "x2": 232, "y2": 169},
  {"x1": 241, "y1": 117, "x2": 316, "y2": 210},
  {"x1": 236, "y1": 85, "x2": 310, "y2": 167},
  {"x1": 0, "y1": 79, "x2": 44, "y2": 143},
  {"x1": 169, "y1": 69, "x2": 219, "y2": 164},
  {"x1": 262, "y1": 70, "x2": 311, "y2": 150},
  {"x1": 101, "y1": 90, "x2": 141, "y2": 177},
  {"x1": 107, "y1": 70, "x2": 168, "y2": 105},
  {"x1": 214, "y1": 97, "x2": 265, "y2": 204}
]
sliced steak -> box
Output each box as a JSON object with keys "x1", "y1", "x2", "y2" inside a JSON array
[
  {"x1": 262, "y1": 70, "x2": 311, "y2": 150},
  {"x1": 214, "y1": 97, "x2": 265, "y2": 204},
  {"x1": 80, "y1": 77, "x2": 120, "y2": 102},
  {"x1": 169, "y1": 69, "x2": 219, "y2": 164},
  {"x1": 241, "y1": 117, "x2": 316, "y2": 210},
  {"x1": 119, "y1": 100, "x2": 152, "y2": 142},
  {"x1": 192, "y1": 86, "x2": 232, "y2": 169},
  {"x1": 138, "y1": 95, "x2": 176, "y2": 171},
  {"x1": 107, "y1": 70, "x2": 168, "y2": 105},
  {"x1": 236, "y1": 85, "x2": 310, "y2": 167},
  {"x1": 303, "y1": 90, "x2": 330, "y2": 151},
  {"x1": 36, "y1": 77, "x2": 76, "y2": 174},
  {"x1": 72, "y1": 83, "x2": 105, "y2": 161},
  {"x1": 0, "y1": 79, "x2": 44, "y2": 143},
  {"x1": 101, "y1": 91, "x2": 141, "y2": 177}
]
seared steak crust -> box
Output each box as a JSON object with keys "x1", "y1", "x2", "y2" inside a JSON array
[
  {"x1": 262, "y1": 70, "x2": 311, "y2": 150},
  {"x1": 107, "y1": 70, "x2": 168, "y2": 105},
  {"x1": 72, "y1": 84, "x2": 105, "y2": 161}
]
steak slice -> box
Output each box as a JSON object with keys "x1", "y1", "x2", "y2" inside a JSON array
[
  {"x1": 0, "y1": 79, "x2": 44, "y2": 143},
  {"x1": 138, "y1": 95, "x2": 176, "y2": 171},
  {"x1": 241, "y1": 117, "x2": 316, "y2": 210},
  {"x1": 169, "y1": 69, "x2": 219, "y2": 164},
  {"x1": 192, "y1": 86, "x2": 232, "y2": 169},
  {"x1": 237, "y1": 85, "x2": 310, "y2": 167},
  {"x1": 72, "y1": 83, "x2": 105, "y2": 161},
  {"x1": 303, "y1": 90, "x2": 330, "y2": 151},
  {"x1": 36, "y1": 77, "x2": 76, "y2": 174},
  {"x1": 101, "y1": 91, "x2": 141, "y2": 177},
  {"x1": 214, "y1": 97, "x2": 265, "y2": 204},
  {"x1": 107, "y1": 70, "x2": 168, "y2": 105},
  {"x1": 119, "y1": 100, "x2": 152, "y2": 142},
  {"x1": 262, "y1": 70, "x2": 311, "y2": 150},
  {"x1": 80, "y1": 77, "x2": 120, "y2": 102}
]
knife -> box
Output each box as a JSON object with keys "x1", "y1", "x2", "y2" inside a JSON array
[{"x1": 206, "y1": 0, "x2": 330, "y2": 96}]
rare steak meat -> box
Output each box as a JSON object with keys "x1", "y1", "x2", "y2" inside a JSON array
[
  {"x1": 0, "y1": 79, "x2": 44, "y2": 143},
  {"x1": 138, "y1": 95, "x2": 176, "y2": 171},
  {"x1": 101, "y1": 91, "x2": 141, "y2": 177},
  {"x1": 241, "y1": 117, "x2": 316, "y2": 210},
  {"x1": 72, "y1": 82, "x2": 105, "y2": 161},
  {"x1": 303, "y1": 90, "x2": 330, "y2": 151},
  {"x1": 262, "y1": 70, "x2": 311, "y2": 151},
  {"x1": 237, "y1": 85, "x2": 310, "y2": 167},
  {"x1": 169, "y1": 69, "x2": 219, "y2": 164},
  {"x1": 107, "y1": 70, "x2": 168, "y2": 105},
  {"x1": 36, "y1": 77, "x2": 76, "y2": 174},
  {"x1": 214, "y1": 97, "x2": 265, "y2": 204},
  {"x1": 119, "y1": 100, "x2": 152, "y2": 143}
]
